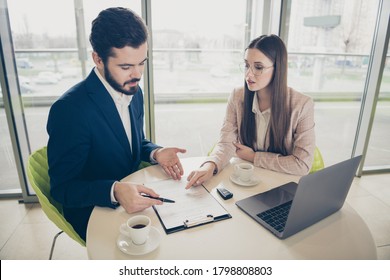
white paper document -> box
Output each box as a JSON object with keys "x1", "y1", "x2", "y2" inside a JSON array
[{"x1": 145, "y1": 178, "x2": 231, "y2": 233}]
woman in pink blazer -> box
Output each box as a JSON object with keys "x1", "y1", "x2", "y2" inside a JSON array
[{"x1": 186, "y1": 34, "x2": 315, "y2": 189}]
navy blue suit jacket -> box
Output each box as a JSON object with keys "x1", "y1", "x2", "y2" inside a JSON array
[{"x1": 47, "y1": 70, "x2": 160, "y2": 240}]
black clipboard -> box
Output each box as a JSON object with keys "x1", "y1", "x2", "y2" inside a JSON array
[{"x1": 145, "y1": 179, "x2": 232, "y2": 234}]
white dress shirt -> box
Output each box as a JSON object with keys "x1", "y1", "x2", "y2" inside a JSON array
[{"x1": 252, "y1": 95, "x2": 271, "y2": 151}]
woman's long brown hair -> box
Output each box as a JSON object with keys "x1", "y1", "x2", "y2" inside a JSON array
[{"x1": 240, "y1": 34, "x2": 290, "y2": 155}]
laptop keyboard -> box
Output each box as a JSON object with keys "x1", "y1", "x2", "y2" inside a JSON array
[{"x1": 256, "y1": 200, "x2": 293, "y2": 233}]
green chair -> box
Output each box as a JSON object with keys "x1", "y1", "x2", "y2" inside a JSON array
[
  {"x1": 138, "y1": 161, "x2": 152, "y2": 170},
  {"x1": 26, "y1": 146, "x2": 86, "y2": 260},
  {"x1": 309, "y1": 146, "x2": 325, "y2": 173}
]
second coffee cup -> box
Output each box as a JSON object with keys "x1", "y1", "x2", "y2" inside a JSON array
[{"x1": 234, "y1": 163, "x2": 254, "y2": 182}]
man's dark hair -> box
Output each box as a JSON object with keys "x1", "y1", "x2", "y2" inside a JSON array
[{"x1": 89, "y1": 7, "x2": 148, "y2": 63}]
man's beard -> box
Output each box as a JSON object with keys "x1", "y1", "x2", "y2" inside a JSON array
[{"x1": 104, "y1": 64, "x2": 140, "y2": 96}]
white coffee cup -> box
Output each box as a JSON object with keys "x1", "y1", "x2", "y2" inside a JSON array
[
  {"x1": 234, "y1": 163, "x2": 254, "y2": 182},
  {"x1": 119, "y1": 215, "x2": 151, "y2": 245}
]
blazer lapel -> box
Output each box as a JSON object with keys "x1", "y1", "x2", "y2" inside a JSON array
[{"x1": 85, "y1": 71, "x2": 132, "y2": 159}]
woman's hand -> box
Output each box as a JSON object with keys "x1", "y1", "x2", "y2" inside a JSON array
[
  {"x1": 185, "y1": 162, "x2": 216, "y2": 189},
  {"x1": 233, "y1": 142, "x2": 255, "y2": 162}
]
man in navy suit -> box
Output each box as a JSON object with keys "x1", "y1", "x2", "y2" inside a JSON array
[{"x1": 47, "y1": 7, "x2": 186, "y2": 241}]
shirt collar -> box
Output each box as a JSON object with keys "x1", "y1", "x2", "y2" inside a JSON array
[
  {"x1": 94, "y1": 67, "x2": 133, "y2": 106},
  {"x1": 252, "y1": 94, "x2": 271, "y2": 115}
]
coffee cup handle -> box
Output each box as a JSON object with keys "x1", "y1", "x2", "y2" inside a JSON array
[
  {"x1": 234, "y1": 164, "x2": 241, "y2": 176},
  {"x1": 119, "y1": 223, "x2": 131, "y2": 238}
]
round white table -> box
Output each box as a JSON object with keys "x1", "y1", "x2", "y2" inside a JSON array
[{"x1": 86, "y1": 157, "x2": 377, "y2": 260}]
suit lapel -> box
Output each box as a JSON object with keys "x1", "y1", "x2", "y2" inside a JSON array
[{"x1": 85, "y1": 71, "x2": 132, "y2": 159}]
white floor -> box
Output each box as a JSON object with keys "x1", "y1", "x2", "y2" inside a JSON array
[{"x1": 0, "y1": 173, "x2": 389, "y2": 260}]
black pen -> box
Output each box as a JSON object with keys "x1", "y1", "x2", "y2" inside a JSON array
[{"x1": 142, "y1": 194, "x2": 175, "y2": 203}]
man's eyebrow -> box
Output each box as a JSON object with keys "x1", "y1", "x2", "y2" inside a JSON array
[{"x1": 118, "y1": 57, "x2": 148, "y2": 67}]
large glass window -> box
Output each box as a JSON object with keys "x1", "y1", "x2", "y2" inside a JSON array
[
  {"x1": 8, "y1": 0, "x2": 79, "y2": 155},
  {"x1": 0, "y1": 86, "x2": 21, "y2": 195},
  {"x1": 364, "y1": 47, "x2": 390, "y2": 169},
  {"x1": 281, "y1": 0, "x2": 380, "y2": 165},
  {"x1": 7, "y1": 0, "x2": 141, "y2": 152},
  {"x1": 151, "y1": 0, "x2": 248, "y2": 156}
]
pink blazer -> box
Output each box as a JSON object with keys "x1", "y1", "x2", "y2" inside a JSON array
[{"x1": 206, "y1": 87, "x2": 315, "y2": 176}]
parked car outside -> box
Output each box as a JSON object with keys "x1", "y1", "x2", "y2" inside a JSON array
[
  {"x1": 34, "y1": 71, "x2": 62, "y2": 84},
  {"x1": 16, "y1": 58, "x2": 34, "y2": 69}
]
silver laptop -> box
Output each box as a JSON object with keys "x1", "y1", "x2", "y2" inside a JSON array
[{"x1": 235, "y1": 155, "x2": 362, "y2": 239}]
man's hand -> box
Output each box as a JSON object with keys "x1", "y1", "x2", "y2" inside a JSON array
[
  {"x1": 114, "y1": 182, "x2": 162, "y2": 213},
  {"x1": 154, "y1": 147, "x2": 186, "y2": 180}
]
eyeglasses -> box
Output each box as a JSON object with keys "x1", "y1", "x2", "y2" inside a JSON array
[{"x1": 239, "y1": 62, "x2": 274, "y2": 76}]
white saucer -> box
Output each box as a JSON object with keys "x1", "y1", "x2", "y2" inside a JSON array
[
  {"x1": 230, "y1": 174, "x2": 260, "y2": 187},
  {"x1": 117, "y1": 226, "x2": 161, "y2": 256}
]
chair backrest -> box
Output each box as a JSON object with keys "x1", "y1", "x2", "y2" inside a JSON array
[
  {"x1": 138, "y1": 161, "x2": 152, "y2": 170},
  {"x1": 27, "y1": 147, "x2": 86, "y2": 246},
  {"x1": 309, "y1": 146, "x2": 325, "y2": 173}
]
